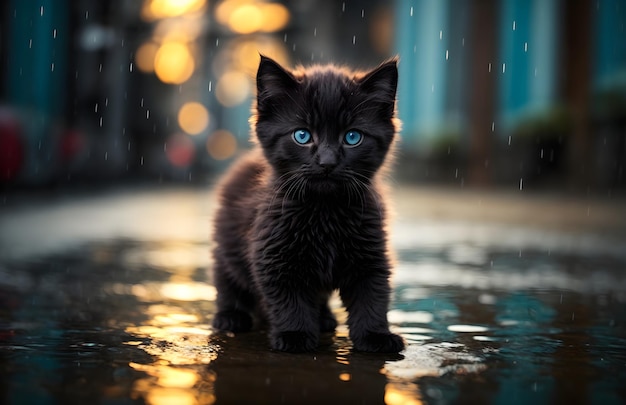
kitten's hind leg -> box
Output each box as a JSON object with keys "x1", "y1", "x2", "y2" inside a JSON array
[{"x1": 212, "y1": 263, "x2": 255, "y2": 333}]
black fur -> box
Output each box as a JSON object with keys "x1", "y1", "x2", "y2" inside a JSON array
[{"x1": 211, "y1": 56, "x2": 404, "y2": 353}]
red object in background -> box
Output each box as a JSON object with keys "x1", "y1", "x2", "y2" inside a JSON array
[
  {"x1": 60, "y1": 129, "x2": 86, "y2": 162},
  {"x1": 0, "y1": 113, "x2": 24, "y2": 181},
  {"x1": 166, "y1": 132, "x2": 196, "y2": 167}
]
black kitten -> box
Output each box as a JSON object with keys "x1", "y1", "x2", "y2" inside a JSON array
[{"x1": 211, "y1": 55, "x2": 404, "y2": 353}]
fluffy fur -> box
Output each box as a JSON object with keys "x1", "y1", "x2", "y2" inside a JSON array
[{"x1": 211, "y1": 55, "x2": 404, "y2": 353}]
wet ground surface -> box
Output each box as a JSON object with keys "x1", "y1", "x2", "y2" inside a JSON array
[{"x1": 1, "y1": 185, "x2": 625, "y2": 404}]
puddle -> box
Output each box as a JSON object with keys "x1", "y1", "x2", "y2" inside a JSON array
[{"x1": 1, "y1": 234, "x2": 625, "y2": 404}]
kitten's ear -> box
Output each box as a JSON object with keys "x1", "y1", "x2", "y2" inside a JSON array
[
  {"x1": 357, "y1": 58, "x2": 398, "y2": 106},
  {"x1": 257, "y1": 55, "x2": 297, "y2": 99}
]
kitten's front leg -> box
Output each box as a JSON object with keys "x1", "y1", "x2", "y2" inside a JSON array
[
  {"x1": 254, "y1": 262, "x2": 322, "y2": 352},
  {"x1": 340, "y1": 259, "x2": 404, "y2": 353}
]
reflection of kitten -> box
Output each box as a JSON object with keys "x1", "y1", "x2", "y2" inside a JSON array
[{"x1": 211, "y1": 56, "x2": 404, "y2": 353}]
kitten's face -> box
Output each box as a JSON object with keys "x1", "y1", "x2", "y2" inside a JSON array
[{"x1": 254, "y1": 56, "x2": 398, "y2": 194}]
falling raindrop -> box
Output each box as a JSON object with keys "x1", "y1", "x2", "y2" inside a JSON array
[
  {"x1": 40, "y1": 6, "x2": 44, "y2": 16},
  {"x1": 51, "y1": 63, "x2": 54, "y2": 72},
  {"x1": 491, "y1": 122, "x2": 495, "y2": 131},
  {"x1": 99, "y1": 63, "x2": 102, "y2": 73},
  {"x1": 140, "y1": 156, "x2": 144, "y2": 166},
  {"x1": 129, "y1": 62, "x2": 133, "y2": 72},
  {"x1": 488, "y1": 63, "x2": 492, "y2": 72},
  {"x1": 146, "y1": 110, "x2": 150, "y2": 119},
  {"x1": 508, "y1": 135, "x2": 512, "y2": 145},
  {"x1": 99, "y1": 117, "x2": 103, "y2": 127},
  {"x1": 215, "y1": 38, "x2": 219, "y2": 47},
  {"x1": 105, "y1": 98, "x2": 108, "y2": 107},
  {"x1": 85, "y1": 11, "x2": 89, "y2": 20},
  {"x1": 208, "y1": 81, "x2": 212, "y2": 92},
  {"x1": 524, "y1": 42, "x2": 528, "y2": 52},
  {"x1": 314, "y1": 27, "x2": 317, "y2": 37},
  {"x1": 361, "y1": 9, "x2": 364, "y2": 18},
  {"x1": 519, "y1": 178, "x2": 523, "y2": 190},
  {"x1": 127, "y1": 141, "x2": 131, "y2": 151},
  {"x1": 410, "y1": 6, "x2": 413, "y2": 16},
  {"x1": 53, "y1": 29, "x2": 57, "y2": 39},
  {"x1": 141, "y1": 98, "x2": 144, "y2": 107},
  {"x1": 352, "y1": 35, "x2": 356, "y2": 45},
  {"x1": 439, "y1": 30, "x2": 443, "y2": 40},
  {"x1": 94, "y1": 103, "x2": 99, "y2": 113},
  {"x1": 502, "y1": 63, "x2": 506, "y2": 73},
  {"x1": 29, "y1": 39, "x2": 32, "y2": 49},
  {"x1": 342, "y1": 2, "x2": 345, "y2": 12},
  {"x1": 283, "y1": 33, "x2": 288, "y2": 42},
  {"x1": 445, "y1": 50, "x2": 449, "y2": 60},
  {"x1": 104, "y1": 152, "x2": 108, "y2": 161},
  {"x1": 512, "y1": 20, "x2": 516, "y2": 31}
]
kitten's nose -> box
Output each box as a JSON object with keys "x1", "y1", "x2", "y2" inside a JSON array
[{"x1": 318, "y1": 147, "x2": 337, "y2": 172}]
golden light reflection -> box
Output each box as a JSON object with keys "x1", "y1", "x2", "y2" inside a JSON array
[
  {"x1": 154, "y1": 41, "x2": 195, "y2": 84},
  {"x1": 130, "y1": 363, "x2": 216, "y2": 405},
  {"x1": 384, "y1": 383, "x2": 423, "y2": 405},
  {"x1": 178, "y1": 102, "x2": 210, "y2": 135},
  {"x1": 206, "y1": 129, "x2": 238, "y2": 160},
  {"x1": 130, "y1": 282, "x2": 217, "y2": 303},
  {"x1": 339, "y1": 372, "x2": 351, "y2": 382},
  {"x1": 161, "y1": 282, "x2": 218, "y2": 301}
]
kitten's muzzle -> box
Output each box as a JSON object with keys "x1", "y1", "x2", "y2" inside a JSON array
[{"x1": 317, "y1": 146, "x2": 338, "y2": 173}]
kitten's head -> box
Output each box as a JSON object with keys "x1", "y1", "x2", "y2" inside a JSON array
[{"x1": 252, "y1": 55, "x2": 399, "y2": 195}]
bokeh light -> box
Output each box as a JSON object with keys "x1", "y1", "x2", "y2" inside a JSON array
[
  {"x1": 206, "y1": 130, "x2": 238, "y2": 160},
  {"x1": 142, "y1": 0, "x2": 207, "y2": 21},
  {"x1": 178, "y1": 102, "x2": 210, "y2": 135},
  {"x1": 154, "y1": 41, "x2": 195, "y2": 84},
  {"x1": 216, "y1": 0, "x2": 290, "y2": 34},
  {"x1": 135, "y1": 41, "x2": 158, "y2": 73},
  {"x1": 165, "y1": 132, "x2": 195, "y2": 167},
  {"x1": 215, "y1": 70, "x2": 251, "y2": 107}
]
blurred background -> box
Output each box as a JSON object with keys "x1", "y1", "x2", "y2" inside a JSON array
[{"x1": 1, "y1": 0, "x2": 624, "y2": 193}]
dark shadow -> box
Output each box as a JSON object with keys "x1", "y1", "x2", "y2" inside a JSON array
[{"x1": 207, "y1": 330, "x2": 403, "y2": 404}]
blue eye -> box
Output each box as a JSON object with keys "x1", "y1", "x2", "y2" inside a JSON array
[
  {"x1": 344, "y1": 130, "x2": 363, "y2": 146},
  {"x1": 293, "y1": 129, "x2": 312, "y2": 145}
]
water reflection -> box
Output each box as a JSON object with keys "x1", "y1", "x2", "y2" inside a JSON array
[{"x1": 0, "y1": 232, "x2": 625, "y2": 404}]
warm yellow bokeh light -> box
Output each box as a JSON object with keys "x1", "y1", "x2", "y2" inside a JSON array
[
  {"x1": 135, "y1": 42, "x2": 159, "y2": 73},
  {"x1": 154, "y1": 42, "x2": 195, "y2": 84},
  {"x1": 228, "y1": 4, "x2": 263, "y2": 34},
  {"x1": 178, "y1": 102, "x2": 210, "y2": 135},
  {"x1": 143, "y1": 0, "x2": 206, "y2": 20},
  {"x1": 215, "y1": 70, "x2": 251, "y2": 107},
  {"x1": 206, "y1": 130, "x2": 238, "y2": 160},
  {"x1": 231, "y1": 38, "x2": 291, "y2": 77},
  {"x1": 259, "y1": 3, "x2": 290, "y2": 32},
  {"x1": 216, "y1": 0, "x2": 290, "y2": 34}
]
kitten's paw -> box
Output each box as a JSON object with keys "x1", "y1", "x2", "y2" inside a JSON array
[
  {"x1": 319, "y1": 314, "x2": 338, "y2": 332},
  {"x1": 352, "y1": 331, "x2": 405, "y2": 353},
  {"x1": 212, "y1": 310, "x2": 252, "y2": 332},
  {"x1": 272, "y1": 331, "x2": 318, "y2": 352}
]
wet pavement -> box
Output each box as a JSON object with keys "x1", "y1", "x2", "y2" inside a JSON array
[{"x1": 1, "y1": 185, "x2": 625, "y2": 404}]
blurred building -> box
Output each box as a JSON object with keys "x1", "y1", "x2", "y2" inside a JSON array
[{"x1": 1, "y1": 0, "x2": 625, "y2": 191}]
